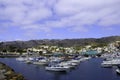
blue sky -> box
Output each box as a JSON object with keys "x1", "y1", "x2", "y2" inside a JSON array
[{"x1": 0, "y1": 0, "x2": 120, "y2": 41}]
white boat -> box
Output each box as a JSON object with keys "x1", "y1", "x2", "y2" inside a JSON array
[
  {"x1": 79, "y1": 57, "x2": 91, "y2": 62},
  {"x1": 66, "y1": 61, "x2": 78, "y2": 66},
  {"x1": 49, "y1": 57, "x2": 64, "y2": 62},
  {"x1": 33, "y1": 60, "x2": 48, "y2": 65},
  {"x1": 24, "y1": 57, "x2": 34, "y2": 64},
  {"x1": 16, "y1": 57, "x2": 27, "y2": 62},
  {"x1": 28, "y1": 57, "x2": 34, "y2": 61},
  {"x1": 69, "y1": 59, "x2": 80, "y2": 64},
  {"x1": 83, "y1": 57, "x2": 91, "y2": 60},
  {"x1": 101, "y1": 62, "x2": 112, "y2": 68},
  {"x1": 45, "y1": 64, "x2": 69, "y2": 72},
  {"x1": 116, "y1": 69, "x2": 120, "y2": 74},
  {"x1": 101, "y1": 59, "x2": 120, "y2": 67},
  {"x1": 59, "y1": 62, "x2": 75, "y2": 68},
  {"x1": 33, "y1": 57, "x2": 48, "y2": 65},
  {"x1": 25, "y1": 60, "x2": 33, "y2": 64}
]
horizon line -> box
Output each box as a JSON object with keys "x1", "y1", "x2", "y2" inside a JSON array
[{"x1": 0, "y1": 35, "x2": 120, "y2": 42}]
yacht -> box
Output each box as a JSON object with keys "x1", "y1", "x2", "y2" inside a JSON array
[
  {"x1": 66, "y1": 61, "x2": 78, "y2": 66},
  {"x1": 101, "y1": 61, "x2": 112, "y2": 68},
  {"x1": 33, "y1": 59, "x2": 48, "y2": 65},
  {"x1": 116, "y1": 69, "x2": 120, "y2": 74},
  {"x1": 101, "y1": 59, "x2": 120, "y2": 67},
  {"x1": 59, "y1": 61, "x2": 76, "y2": 68},
  {"x1": 25, "y1": 57, "x2": 34, "y2": 64},
  {"x1": 16, "y1": 57, "x2": 27, "y2": 62},
  {"x1": 79, "y1": 57, "x2": 91, "y2": 62},
  {"x1": 45, "y1": 64, "x2": 69, "y2": 72},
  {"x1": 33, "y1": 57, "x2": 48, "y2": 65},
  {"x1": 69, "y1": 59, "x2": 80, "y2": 64}
]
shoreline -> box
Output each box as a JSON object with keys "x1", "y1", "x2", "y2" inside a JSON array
[
  {"x1": 0, "y1": 54, "x2": 27, "y2": 58},
  {"x1": 0, "y1": 62, "x2": 25, "y2": 80}
]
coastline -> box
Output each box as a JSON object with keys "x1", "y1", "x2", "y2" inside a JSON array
[
  {"x1": 0, "y1": 53, "x2": 21, "y2": 58},
  {"x1": 0, "y1": 62, "x2": 25, "y2": 80}
]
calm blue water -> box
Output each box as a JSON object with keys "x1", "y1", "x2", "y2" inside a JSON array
[{"x1": 0, "y1": 58, "x2": 120, "y2": 80}]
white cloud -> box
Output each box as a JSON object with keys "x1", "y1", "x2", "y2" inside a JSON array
[
  {"x1": 54, "y1": 0, "x2": 120, "y2": 15},
  {"x1": 54, "y1": 0, "x2": 120, "y2": 28},
  {"x1": 22, "y1": 24, "x2": 51, "y2": 32},
  {"x1": 0, "y1": 0, "x2": 52, "y2": 25},
  {"x1": 0, "y1": 0, "x2": 120, "y2": 35}
]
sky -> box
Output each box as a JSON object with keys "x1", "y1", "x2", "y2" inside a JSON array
[{"x1": 0, "y1": 0, "x2": 120, "y2": 41}]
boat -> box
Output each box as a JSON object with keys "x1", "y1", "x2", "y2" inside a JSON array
[
  {"x1": 59, "y1": 61, "x2": 76, "y2": 68},
  {"x1": 101, "y1": 59, "x2": 120, "y2": 67},
  {"x1": 26, "y1": 60, "x2": 32, "y2": 64},
  {"x1": 66, "y1": 61, "x2": 78, "y2": 66},
  {"x1": 45, "y1": 64, "x2": 69, "y2": 72},
  {"x1": 16, "y1": 57, "x2": 27, "y2": 62},
  {"x1": 69, "y1": 59, "x2": 80, "y2": 64},
  {"x1": 33, "y1": 59, "x2": 48, "y2": 65},
  {"x1": 79, "y1": 57, "x2": 91, "y2": 62},
  {"x1": 33, "y1": 57, "x2": 48, "y2": 65},
  {"x1": 101, "y1": 62, "x2": 112, "y2": 68},
  {"x1": 49, "y1": 57, "x2": 64, "y2": 62},
  {"x1": 116, "y1": 69, "x2": 120, "y2": 74}
]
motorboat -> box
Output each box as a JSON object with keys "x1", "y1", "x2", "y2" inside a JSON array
[
  {"x1": 69, "y1": 59, "x2": 80, "y2": 64},
  {"x1": 101, "y1": 61, "x2": 112, "y2": 68},
  {"x1": 23, "y1": 57, "x2": 34, "y2": 64},
  {"x1": 101, "y1": 59, "x2": 120, "y2": 67},
  {"x1": 33, "y1": 57, "x2": 48, "y2": 65},
  {"x1": 79, "y1": 57, "x2": 91, "y2": 62},
  {"x1": 49, "y1": 57, "x2": 64, "y2": 62},
  {"x1": 45, "y1": 64, "x2": 69, "y2": 72},
  {"x1": 59, "y1": 61, "x2": 76, "y2": 68},
  {"x1": 16, "y1": 57, "x2": 27, "y2": 62},
  {"x1": 116, "y1": 69, "x2": 120, "y2": 74},
  {"x1": 66, "y1": 61, "x2": 78, "y2": 66},
  {"x1": 33, "y1": 59, "x2": 48, "y2": 65}
]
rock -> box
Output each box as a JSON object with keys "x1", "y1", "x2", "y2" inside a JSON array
[
  {"x1": 5, "y1": 70, "x2": 14, "y2": 75},
  {"x1": 0, "y1": 62, "x2": 25, "y2": 80},
  {"x1": 0, "y1": 71, "x2": 6, "y2": 80}
]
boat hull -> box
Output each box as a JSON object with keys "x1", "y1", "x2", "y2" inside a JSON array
[
  {"x1": 101, "y1": 64, "x2": 112, "y2": 68},
  {"x1": 45, "y1": 67, "x2": 69, "y2": 72},
  {"x1": 116, "y1": 69, "x2": 120, "y2": 75},
  {"x1": 33, "y1": 62, "x2": 48, "y2": 65}
]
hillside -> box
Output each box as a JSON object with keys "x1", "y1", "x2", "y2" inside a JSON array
[{"x1": 0, "y1": 36, "x2": 120, "y2": 51}]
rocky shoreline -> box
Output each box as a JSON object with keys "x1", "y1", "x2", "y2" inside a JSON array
[{"x1": 0, "y1": 62, "x2": 25, "y2": 80}]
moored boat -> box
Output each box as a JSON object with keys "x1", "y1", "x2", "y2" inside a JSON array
[
  {"x1": 101, "y1": 62, "x2": 112, "y2": 68},
  {"x1": 59, "y1": 61, "x2": 76, "y2": 68},
  {"x1": 45, "y1": 64, "x2": 69, "y2": 72},
  {"x1": 101, "y1": 59, "x2": 120, "y2": 68},
  {"x1": 16, "y1": 57, "x2": 27, "y2": 62},
  {"x1": 33, "y1": 60, "x2": 48, "y2": 65},
  {"x1": 33, "y1": 57, "x2": 48, "y2": 65},
  {"x1": 116, "y1": 69, "x2": 120, "y2": 74}
]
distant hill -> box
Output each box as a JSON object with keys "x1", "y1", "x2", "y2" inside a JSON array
[{"x1": 0, "y1": 36, "x2": 120, "y2": 51}]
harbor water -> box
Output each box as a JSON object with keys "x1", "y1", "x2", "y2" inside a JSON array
[{"x1": 0, "y1": 58, "x2": 120, "y2": 80}]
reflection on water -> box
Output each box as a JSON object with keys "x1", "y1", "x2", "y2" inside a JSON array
[
  {"x1": 48, "y1": 72, "x2": 67, "y2": 80},
  {"x1": 0, "y1": 58, "x2": 120, "y2": 80}
]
